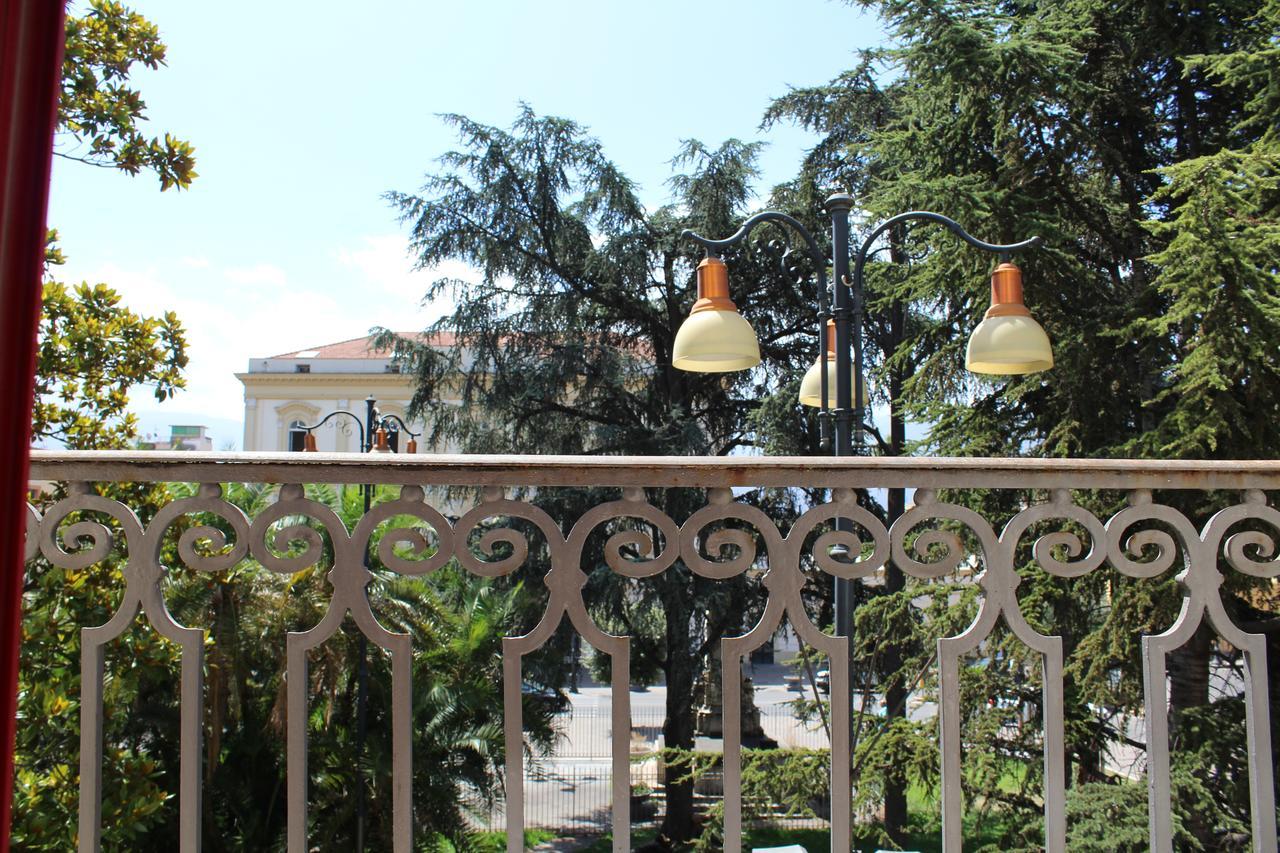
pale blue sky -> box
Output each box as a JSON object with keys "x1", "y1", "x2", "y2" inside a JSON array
[{"x1": 47, "y1": 1, "x2": 884, "y2": 449}]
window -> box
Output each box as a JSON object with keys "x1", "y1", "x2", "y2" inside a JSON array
[
  {"x1": 287, "y1": 419, "x2": 308, "y2": 452},
  {"x1": 274, "y1": 402, "x2": 322, "y2": 452}
]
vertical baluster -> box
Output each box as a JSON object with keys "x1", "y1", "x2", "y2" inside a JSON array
[
  {"x1": 502, "y1": 642, "x2": 524, "y2": 853},
  {"x1": 41, "y1": 485, "x2": 142, "y2": 853},
  {"x1": 1204, "y1": 491, "x2": 1280, "y2": 851},
  {"x1": 1142, "y1": 631, "x2": 1178, "y2": 853},
  {"x1": 1111, "y1": 492, "x2": 1198, "y2": 853},
  {"x1": 1237, "y1": 639, "x2": 1277, "y2": 851},
  {"x1": 722, "y1": 638, "x2": 743, "y2": 853},
  {"x1": 609, "y1": 642, "x2": 631, "y2": 853},
  {"x1": 936, "y1": 645, "x2": 964, "y2": 853},
  {"x1": 1040, "y1": 640, "x2": 1066, "y2": 853},
  {"x1": 78, "y1": 635, "x2": 106, "y2": 853},
  {"x1": 176, "y1": 630, "x2": 204, "y2": 853},
  {"x1": 390, "y1": 635, "x2": 413, "y2": 853},
  {"x1": 286, "y1": 635, "x2": 309, "y2": 853},
  {"x1": 826, "y1": 633, "x2": 851, "y2": 853}
]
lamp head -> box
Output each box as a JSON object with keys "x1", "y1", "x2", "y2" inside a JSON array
[
  {"x1": 965, "y1": 262, "x2": 1053, "y2": 375},
  {"x1": 798, "y1": 319, "x2": 870, "y2": 407},
  {"x1": 672, "y1": 255, "x2": 761, "y2": 373},
  {"x1": 303, "y1": 431, "x2": 317, "y2": 452}
]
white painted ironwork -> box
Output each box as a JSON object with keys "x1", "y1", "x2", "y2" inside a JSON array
[{"x1": 22, "y1": 450, "x2": 1280, "y2": 852}]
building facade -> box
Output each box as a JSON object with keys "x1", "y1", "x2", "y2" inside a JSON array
[
  {"x1": 137, "y1": 424, "x2": 214, "y2": 451},
  {"x1": 236, "y1": 333, "x2": 447, "y2": 453}
]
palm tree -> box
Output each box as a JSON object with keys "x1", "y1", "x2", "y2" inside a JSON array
[{"x1": 161, "y1": 482, "x2": 551, "y2": 851}]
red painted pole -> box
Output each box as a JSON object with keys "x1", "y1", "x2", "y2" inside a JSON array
[{"x1": 0, "y1": 2, "x2": 67, "y2": 849}]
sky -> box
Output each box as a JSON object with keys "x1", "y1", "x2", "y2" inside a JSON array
[{"x1": 46, "y1": 1, "x2": 885, "y2": 450}]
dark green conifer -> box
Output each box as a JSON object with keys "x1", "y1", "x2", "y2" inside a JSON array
[
  {"x1": 383, "y1": 107, "x2": 826, "y2": 847},
  {"x1": 767, "y1": 0, "x2": 1280, "y2": 845}
]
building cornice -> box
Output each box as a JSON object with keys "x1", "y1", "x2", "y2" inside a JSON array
[{"x1": 236, "y1": 373, "x2": 416, "y2": 388}]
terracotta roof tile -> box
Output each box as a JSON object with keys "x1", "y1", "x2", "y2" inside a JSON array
[{"x1": 269, "y1": 332, "x2": 455, "y2": 359}]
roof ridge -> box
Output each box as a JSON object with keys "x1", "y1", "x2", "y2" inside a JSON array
[
  {"x1": 266, "y1": 330, "x2": 445, "y2": 359},
  {"x1": 267, "y1": 332, "x2": 374, "y2": 359}
]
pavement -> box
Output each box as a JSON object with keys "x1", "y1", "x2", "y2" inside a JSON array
[
  {"x1": 499, "y1": 659, "x2": 941, "y2": 837},
  {"x1": 514, "y1": 657, "x2": 1168, "y2": 844}
]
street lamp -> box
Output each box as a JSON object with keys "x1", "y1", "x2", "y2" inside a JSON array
[
  {"x1": 674, "y1": 194, "x2": 1049, "y2": 755},
  {"x1": 296, "y1": 395, "x2": 420, "y2": 459},
  {"x1": 675, "y1": 198, "x2": 1050, "y2": 453},
  {"x1": 292, "y1": 395, "x2": 420, "y2": 850}
]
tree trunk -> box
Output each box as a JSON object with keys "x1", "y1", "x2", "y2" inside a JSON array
[
  {"x1": 880, "y1": 224, "x2": 909, "y2": 840},
  {"x1": 883, "y1": 515, "x2": 907, "y2": 839},
  {"x1": 1168, "y1": 623, "x2": 1212, "y2": 727},
  {"x1": 659, "y1": 579, "x2": 697, "y2": 848},
  {"x1": 882, "y1": 298, "x2": 908, "y2": 841}
]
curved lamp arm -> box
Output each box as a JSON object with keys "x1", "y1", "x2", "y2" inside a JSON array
[
  {"x1": 375, "y1": 414, "x2": 421, "y2": 440},
  {"x1": 844, "y1": 210, "x2": 1042, "y2": 452},
  {"x1": 682, "y1": 210, "x2": 830, "y2": 300},
  {"x1": 682, "y1": 211, "x2": 837, "y2": 443},
  {"x1": 851, "y1": 210, "x2": 1041, "y2": 286},
  {"x1": 298, "y1": 410, "x2": 366, "y2": 450}
]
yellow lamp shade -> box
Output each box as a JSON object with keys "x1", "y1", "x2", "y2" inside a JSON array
[
  {"x1": 798, "y1": 356, "x2": 871, "y2": 407},
  {"x1": 966, "y1": 315, "x2": 1053, "y2": 374},
  {"x1": 965, "y1": 261, "x2": 1053, "y2": 375},
  {"x1": 672, "y1": 255, "x2": 761, "y2": 373},
  {"x1": 798, "y1": 319, "x2": 869, "y2": 407},
  {"x1": 673, "y1": 308, "x2": 761, "y2": 372}
]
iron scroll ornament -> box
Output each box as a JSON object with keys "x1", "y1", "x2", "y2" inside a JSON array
[{"x1": 26, "y1": 476, "x2": 1280, "y2": 853}]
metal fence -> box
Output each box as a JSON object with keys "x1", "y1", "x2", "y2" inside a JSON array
[
  {"x1": 466, "y1": 762, "x2": 665, "y2": 835},
  {"x1": 546, "y1": 705, "x2": 831, "y2": 758},
  {"x1": 462, "y1": 705, "x2": 835, "y2": 837},
  {"x1": 23, "y1": 450, "x2": 1280, "y2": 853}
]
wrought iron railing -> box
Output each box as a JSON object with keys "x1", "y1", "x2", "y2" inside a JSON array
[{"x1": 22, "y1": 450, "x2": 1280, "y2": 853}]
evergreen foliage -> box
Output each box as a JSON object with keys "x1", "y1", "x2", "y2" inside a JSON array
[
  {"x1": 764, "y1": 0, "x2": 1280, "y2": 846},
  {"x1": 381, "y1": 107, "x2": 840, "y2": 847},
  {"x1": 380, "y1": 107, "x2": 822, "y2": 458}
]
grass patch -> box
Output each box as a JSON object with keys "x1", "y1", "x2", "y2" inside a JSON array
[
  {"x1": 571, "y1": 814, "x2": 1019, "y2": 852},
  {"x1": 574, "y1": 829, "x2": 654, "y2": 851},
  {"x1": 426, "y1": 828, "x2": 557, "y2": 851}
]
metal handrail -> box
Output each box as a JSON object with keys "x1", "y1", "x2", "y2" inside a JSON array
[{"x1": 27, "y1": 449, "x2": 1280, "y2": 490}]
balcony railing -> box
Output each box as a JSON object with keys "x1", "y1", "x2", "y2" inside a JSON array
[{"x1": 21, "y1": 450, "x2": 1280, "y2": 853}]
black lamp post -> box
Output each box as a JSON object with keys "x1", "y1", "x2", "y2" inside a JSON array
[
  {"x1": 674, "y1": 194, "x2": 1049, "y2": 765},
  {"x1": 296, "y1": 394, "x2": 420, "y2": 459},
  {"x1": 293, "y1": 395, "x2": 420, "y2": 850}
]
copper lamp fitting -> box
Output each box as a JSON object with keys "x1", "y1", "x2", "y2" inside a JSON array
[
  {"x1": 689, "y1": 256, "x2": 740, "y2": 314},
  {"x1": 303, "y1": 432, "x2": 317, "y2": 452},
  {"x1": 406, "y1": 437, "x2": 417, "y2": 454},
  {"x1": 822, "y1": 318, "x2": 836, "y2": 359},
  {"x1": 373, "y1": 427, "x2": 390, "y2": 453},
  {"x1": 984, "y1": 262, "x2": 1032, "y2": 318}
]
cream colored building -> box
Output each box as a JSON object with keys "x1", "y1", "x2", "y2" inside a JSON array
[{"x1": 237, "y1": 333, "x2": 450, "y2": 453}]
